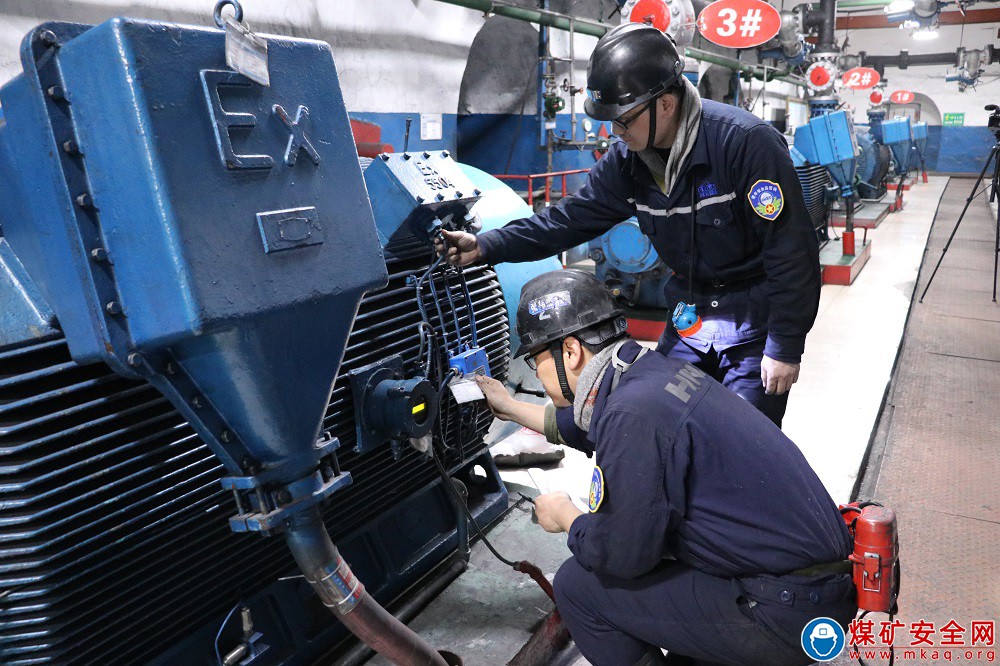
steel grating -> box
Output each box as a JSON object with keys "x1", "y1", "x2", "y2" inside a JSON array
[
  {"x1": 0, "y1": 247, "x2": 509, "y2": 665},
  {"x1": 848, "y1": 177, "x2": 1000, "y2": 663}
]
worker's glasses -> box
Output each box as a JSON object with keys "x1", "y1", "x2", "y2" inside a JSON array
[
  {"x1": 525, "y1": 350, "x2": 545, "y2": 372},
  {"x1": 612, "y1": 101, "x2": 651, "y2": 134}
]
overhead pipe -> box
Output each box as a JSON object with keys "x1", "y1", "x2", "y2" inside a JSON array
[
  {"x1": 817, "y1": 0, "x2": 839, "y2": 51},
  {"x1": 285, "y1": 509, "x2": 457, "y2": 666},
  {"x1": 778, "y1": 11, "x2": 804, "y2": 58},
  {"x1": 434, "y1": 0, "x2": 808, "y2": 86},
  {"x1": 860, "y1": 48, "x2": 960, "y2": 72},
  {"x1": 439, "y1": 0, "x2": 608, "y2": 36},
  {"x1": 686, "y1": 47, "x2": 808, "y2": 86}
]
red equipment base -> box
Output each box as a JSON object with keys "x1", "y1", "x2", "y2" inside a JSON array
[
  {"x1": 821, "y1": 239, "x2": 873, "y2": 286},
  {"x1": 886, "y1": 176, "x2": 917, "y2": 191}
]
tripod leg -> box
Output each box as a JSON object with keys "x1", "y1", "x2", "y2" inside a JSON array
[
  {"x1": 994, "y1": 158, "x2": 1000, "y2": 302},
  {"x1": 920, "y1": 146, "x2": 998, "y2": 303}
]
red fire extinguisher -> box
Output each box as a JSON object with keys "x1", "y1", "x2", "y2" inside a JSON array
[{"x1": 840, "y1": 502, "x2": 900, "y2": 613}]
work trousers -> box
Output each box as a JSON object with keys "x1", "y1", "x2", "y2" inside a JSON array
[
  {"x1": 656, "y1": 334, "x2": 789, "y2": 428},
  {"x1": 553, "y1": 557, "x2": 856, "y2": 666}
]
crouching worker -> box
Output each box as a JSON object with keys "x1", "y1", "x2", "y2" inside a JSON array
[{"x1": 474, "y1": 269, "x2": 856, "y2": 666}]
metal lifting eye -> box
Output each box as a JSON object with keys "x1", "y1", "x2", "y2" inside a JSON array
[{"x1": 214, "y1": 0, "x2": 244, "y2": 28}]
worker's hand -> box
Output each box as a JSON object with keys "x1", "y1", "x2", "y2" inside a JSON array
[
  {"x1": 761, "y1": 356, "x2": 800, "y2": 395},
  {"x1": 436, "y1": 229, "x2": 482, "y2": 267},
  {"x1": 474, "y1": 375, "x2": 518, "y2": 421},
  {"x1": 534, "y1": 491, "x2": 582, "y2": 534}
]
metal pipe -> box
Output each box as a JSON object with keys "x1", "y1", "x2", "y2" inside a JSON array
[
  {"x1": 685, "y1": 47, "x2": 808, "y2": 86},
  {"x1": 913, "y1": 0, "x2": 937, "y2": 18},
  {"x1": 861, "y1": 50, "x2": 960, "y2": 70},
  {"x1": 434, "y1": 0, "x2": 808, "y2": 86},
  {"x1": 778, "y1": 11, "x2": 803, "y2": 58},
  {"x1": 339, "y1": 558, "x2": 469, "y2": 666},
  {"x1": 437, "y1": 0, "x2": 608, "y2": 37},
  {"x1": 818, "y1": 0, "x2": 838, "y2": 51},
  {"x1": 285, "y1": 508, "x2": 450, "y2": 666}
]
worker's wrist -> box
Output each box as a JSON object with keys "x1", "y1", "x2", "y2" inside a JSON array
[
  {"x1": 557, "y1": 497, "x2": 583, "y2": 532},
  {"x1": 475, "y1": 230, "x2": 502, "y2": 264},
  {"x1": 763, "y1": 334, "x2": 804, "y2": 364}
]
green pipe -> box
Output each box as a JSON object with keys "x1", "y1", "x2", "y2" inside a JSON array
[
  {"x1": 437, "y1": 0, "x2": 609, "y2": 37},
  {"x1": 837, "y1": 0, "x2": 894, "y2": 6},
  {"x1": 435, "y1": 0, "x2": 807, "y2": 86}
]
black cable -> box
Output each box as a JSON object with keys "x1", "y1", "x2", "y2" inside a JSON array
[
  {"x1": 435, "y1": 370, "x2": 460, "y2": 451},
  {"x1": 427, "y1": 267, "x2": 456, "y2": 353},
  {"x1": 458, "y1": 267, "x2": 479, "y2": 347},
  {"x1": 416, "y1": 253, "x2": 446, "y2": 329},
  {"x1": 214, "y1": 601, "x2": 242, "y2": 666},
  {"x1": 431, "y1": 452, "x2": 518, "y2": 568},
  {"x1": 440, "y1": 269, "x2": 465, "y2": 349}
]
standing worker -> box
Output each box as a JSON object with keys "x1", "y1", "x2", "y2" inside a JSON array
[
  {"x1": 474, "y1": 270, "x2": 855, "y2": 666},
  {"x1": 440, "y1": 22, "x2": 820, "y2": 426}
]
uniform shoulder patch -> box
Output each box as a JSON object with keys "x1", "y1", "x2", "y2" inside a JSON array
[
  {"x1": 747, "y1": 180, "x2": 784, "y2": 221},
  {"x1": 588, "y1": 466, "x2": 605, "y2": 512}
]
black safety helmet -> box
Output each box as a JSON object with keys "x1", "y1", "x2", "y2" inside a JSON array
[
  {"x1": 584, "y1": 22, "x2": 685, "y2": 122},
  {"x1": 514, "y1": 269, "x2": 627, "y2": 359},
  {"x1": 515, "y1": 270, "x2": 627, "y2": 403}
]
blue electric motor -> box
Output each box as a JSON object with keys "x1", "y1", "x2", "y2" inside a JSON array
[
  {"x1": 588, "y1": 218, "x2": 671, "y2": 308},
  {"x1": 791, "y1": 110, "x2": 859, "y2": 198},
  {"x1": 0, "y1": 9, "x2": 528, "y2": 665},
  {"x1": 882, "y1": 116, "x2": 914, "y2": 177}
]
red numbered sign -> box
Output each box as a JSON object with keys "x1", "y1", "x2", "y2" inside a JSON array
[
  {"x1": 626, "y1": 0, "x2": 671, "y2": 33},
  {"x1": 842, "y1": 67, "x2": 880, "y2": 90},
  {"x1": 890, "y1": 90, "x2": 915, "y2": 104},
  {"x1": 696, "y1": 0, "x2": 781, "y2": 49}
]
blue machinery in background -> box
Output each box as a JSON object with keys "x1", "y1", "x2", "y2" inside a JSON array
[
  {"x1": 882, "y1": 116, "x2": 914, "y2": 211},
  {"x1": 0, "y1": 5, "x2": 551, "y2": 664},
  {"x1": 791, "y1": 110, "x2": 872, "y2": 284}
]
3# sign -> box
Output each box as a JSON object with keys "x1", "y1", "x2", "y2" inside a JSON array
[{"x1": 697, "y1": 0, "x2": 781, "y2": 49}]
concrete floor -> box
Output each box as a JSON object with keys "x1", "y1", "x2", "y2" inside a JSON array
[{"x1": 365, "y1": 177, "x2": 977, "y2": 665}]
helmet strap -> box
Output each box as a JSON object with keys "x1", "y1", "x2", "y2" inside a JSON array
[
  {"x1": 549, "y1": 339, "x2": 575, "y2": 403},
  {"x1": 646, "y1": 98, "x2": 658, "y2": 150}
]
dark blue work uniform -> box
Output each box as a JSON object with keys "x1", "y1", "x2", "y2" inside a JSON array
[
  {"x1": 552, "y1": 341, "x2": 855, "y2": 665},
  {"x1": 477, "y1": 101, "x2": 821, "y2": 426}
]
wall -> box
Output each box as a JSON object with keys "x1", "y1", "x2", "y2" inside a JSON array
[
  {"x1": 0, "y1": 0, "x2": 611, "y2": 178},
  {"x1": 0, "y1": 0, "x2": 490, "y2": 155},
  {"x1": 2, "y1": 1, "x2": 996, "y2": 176},
  {"x1": 840, "y1": 19, "x2": 1000, "y2": 173}
]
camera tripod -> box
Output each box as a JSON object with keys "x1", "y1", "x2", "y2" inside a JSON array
[{"x1": 919, "y1": 139, "x2": 1000, "y2": 303}]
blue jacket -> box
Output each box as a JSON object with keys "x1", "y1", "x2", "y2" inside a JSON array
[
  {"x1": 478, "y1": 101, "x2": 821, "y2": 363},
  {"x1": 565, "y1": 341, "x2": 851, "y2": 580}
]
